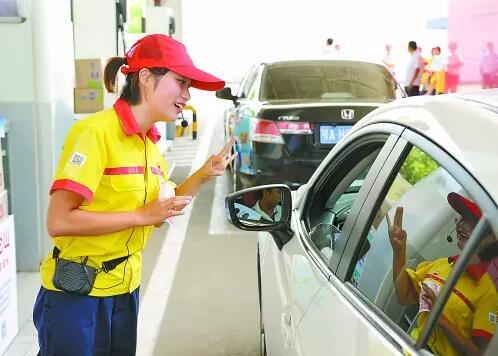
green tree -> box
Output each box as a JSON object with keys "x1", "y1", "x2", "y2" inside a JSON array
[{"x1": 400, "y1": 147, "x2": 439, "y2": 185}]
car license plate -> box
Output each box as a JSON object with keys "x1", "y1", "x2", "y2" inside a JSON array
[{"x1": 320, "y1": 125, "x2": 352, "y2": 144}]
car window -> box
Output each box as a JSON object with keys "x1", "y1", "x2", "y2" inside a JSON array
[
  {"x1": 236, "y1": 66, "x2": 255, "y2": 98},
  {"x1": 238, "y1": 66, "x2": 259, "y2": 99},
  {"x1": 347, "y1": 145, "x2": 498, "y2": 355},
  {"x1": 305, "y1": 138, "x2": 387, "y2": 266},
  {"x1": 260, "y1": 61, "x2": 396, "y2": 102}
]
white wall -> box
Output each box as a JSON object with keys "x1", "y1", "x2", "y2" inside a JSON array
[
  {"x1": 182, "y1": 0, "x2": 449, "y2": 83},
  {"x1": 73, "y1": 0, "x2": 117, "y2": 58},
  {"x1": 145, "y1": 0, "x2": 182, "y2": 40},
  {"x1": 0, "y1": 1, "x2": 35, "y2": 102}
]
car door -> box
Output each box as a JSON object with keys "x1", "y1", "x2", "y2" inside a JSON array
[
  {"x1": 232, "y1": 65, "x2": 263, "y2": 176},
  {"x1": 297, "y1": 124, "x2": 498, "y2": 355},
  {"x1": 226, "y1": 65, "x2": 260, "y2": 135},
  {"x1": 261, "y1": 123, "x2": 403, "y2": 356},
  {"x1": 224, "y1": 65, "x2": 258, "y2": 137}
]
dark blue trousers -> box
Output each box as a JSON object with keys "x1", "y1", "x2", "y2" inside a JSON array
[{"x1": 33, "y1": 287, "x2": 139, "y2": 356}]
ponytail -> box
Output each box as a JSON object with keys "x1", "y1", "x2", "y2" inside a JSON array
[
  {"x1": 104, "y1": 57, "x2": 168, "y2": 105},
  {"x1": 104, "y1": 57, "x2": 126, "y2": 93}
]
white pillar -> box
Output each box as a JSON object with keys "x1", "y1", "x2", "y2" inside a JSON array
[{"x1": 0, "y1": 0, "x2": 75, "y2": 270}]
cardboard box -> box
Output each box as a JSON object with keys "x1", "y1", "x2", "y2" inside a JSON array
[
  {"x1": 0, "y1": 191, "x2": 7, "y2": 221},
  {"x1": 75, "y1": 59, "x2": 104, "y2": 89},
  {"x1": 74, "y1": 88, "x2": 104, "y2": 113},
  {"x1": 0, "y1": 215, "x2": 18, "y2": 355}
]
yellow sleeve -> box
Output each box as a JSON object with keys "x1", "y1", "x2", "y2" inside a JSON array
[
  {"x1": 472, "y1": 285, "x2": 498, "y2": 341},
  {"x1": 50, "y1": 123, "x2": 106, "y2": 201}
]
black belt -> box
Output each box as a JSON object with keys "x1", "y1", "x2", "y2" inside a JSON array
[{"x1": 52, "y1": 247, "x2": 129, "y2": 273}]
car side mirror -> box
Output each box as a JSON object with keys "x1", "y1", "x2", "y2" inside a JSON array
[
  {"x1": 216, "y1": 87, "x2": 238, "y2": 106},
  {"x1": 225, "y1": 184, "x2": 292, "y2": 232}
]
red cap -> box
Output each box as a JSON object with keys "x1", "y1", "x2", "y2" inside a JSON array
[
  {"x1": 121, "y1": 34, "x2": 225, "y2": 91},
  {"x1": 447, "y1": 192, "x2": 482, "y2": 223}
]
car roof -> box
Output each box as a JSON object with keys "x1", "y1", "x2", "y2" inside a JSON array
[
  {"x1": 262, "y1": 59, "x2": 388, "y2": 68},
  {"x1": 355, "y1": 90, "x2": 498, "y2": 202}
]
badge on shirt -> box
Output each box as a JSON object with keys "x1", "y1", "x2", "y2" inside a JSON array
[
  {"x1": 70, "y1": 152, "x2": 86, "y2": 167},
  {"x1": 489, "y1": 312, "x2": 497, "y2": 324}
]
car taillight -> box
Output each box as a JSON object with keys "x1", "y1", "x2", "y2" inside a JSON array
[
  {"x1": 276, "y1": 122, "x2": 312, "y2": 135},
  {"x1": 251, "y1": 118, "x2": 284, "y2": 144}
]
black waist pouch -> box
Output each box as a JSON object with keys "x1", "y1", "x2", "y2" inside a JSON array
[{"x1": 53, "y1": 257, "x2": 98, "y2": 296}]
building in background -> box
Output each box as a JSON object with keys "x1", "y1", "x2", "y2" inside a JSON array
[{"x1": 448, "y1": 0, "x2": 498, "y2": 84}]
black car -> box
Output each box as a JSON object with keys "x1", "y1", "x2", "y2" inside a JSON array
[{"x1": 217, "y1": 60, "x2": 404, "y2": 190}]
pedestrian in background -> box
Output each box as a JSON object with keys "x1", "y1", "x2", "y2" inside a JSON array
[
  {"x1": 382, "y1": 43, "x2": 395, "y2": 76},
  {"x1": 322, "y1": 37, "x2": 334, "y2": 56},
  {"x1": 426, "y1": 47, "x2": 445, "y2": 95},
  {"x1": 33, "y1": 34, "x2": 236, "y2": 356},
  {"x1": 445, "y1": 41, "x2": 463, "y2": 93},
  {"x1": 480, "y1": 42, "x2": 498, "y2": 89},
  {"x1": 404, "y1": 40, "x2": 423, "y2": 96},
  {"x1": 321, "y1": 37, "x2": 342, "y2": 59}
]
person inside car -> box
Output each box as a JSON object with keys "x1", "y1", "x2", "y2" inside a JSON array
[
  {"x1": 252, "y1": 188, "x2": 282, "y2": 222},
  {"x1": 234, "y1": 193, "x2": 262, "y2": 221},
  {"x1": 388, "y1": 192, "x2": 498, "y2": 355}
]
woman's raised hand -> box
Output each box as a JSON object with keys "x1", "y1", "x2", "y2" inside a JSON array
[
  {"x1": 387, "y1": 206, "x2": 408, "y2": 255},
  {"x1": 198, "y1": 137, "x2": 238, "y2": 182}
]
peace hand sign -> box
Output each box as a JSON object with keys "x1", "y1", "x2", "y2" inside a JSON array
[
  {"x1": 387, "y1": 207, "x2": 408, "y2": 255},
  {"x1": 198, "y1": 137, "x2": 238, "y2": 182}
]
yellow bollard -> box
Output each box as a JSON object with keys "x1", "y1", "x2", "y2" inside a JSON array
[{"x1": 183, "y1": 105, "x2": 198, "y2": 140}]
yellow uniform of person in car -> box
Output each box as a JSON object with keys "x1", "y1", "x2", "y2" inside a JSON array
[
  {"x1": 408, "y1": 256, "x2": 497, "y2": 355},
  {"x1": 390, "y1": 192, "x2": 498, "y2": 356}
]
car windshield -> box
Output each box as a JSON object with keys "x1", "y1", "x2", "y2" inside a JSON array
[{"x1": 260, "y1": 61, "x2": 397, "y2": 102}]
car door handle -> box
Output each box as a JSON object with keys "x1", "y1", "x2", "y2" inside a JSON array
[
  {"x1": 282, "y1": 312, "x2": 292, "y2": 327},
  {"x1": 282, "y1": 312, "x2": 293, "y2": 347}
]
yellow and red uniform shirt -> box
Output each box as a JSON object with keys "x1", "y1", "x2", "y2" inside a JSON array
[
  {"x1": 407, "y1": 256, "x2": 498, "y2": 355},
  {"x1": 40, "y1": 99, "x2": 175, "y2": 296}
]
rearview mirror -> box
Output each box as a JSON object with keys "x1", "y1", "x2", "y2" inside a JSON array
[
  {"x1": 225, "y1": 184, "x2": 292, "y2": 231},
  {"x1": 216, "y1": 87, "x2": 237, "y2": 103}
]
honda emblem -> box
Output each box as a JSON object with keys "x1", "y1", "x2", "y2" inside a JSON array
[{"x1": 341, "y1": 109, "x2": 355, "y2": 120}]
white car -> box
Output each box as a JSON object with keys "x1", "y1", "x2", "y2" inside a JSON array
[{"x1": 226, "y1": 91, "x2": 498, "y2": 356}]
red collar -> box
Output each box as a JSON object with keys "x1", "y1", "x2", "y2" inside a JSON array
[
  {"x1": 113, "y1": 98, "x2": 161, "y2": 143},
  {"x1": 448, "y1": 255, "x2": 489, "y2": 281}
]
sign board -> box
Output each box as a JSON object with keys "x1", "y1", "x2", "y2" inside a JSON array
[
  {"x1": 0, "y1": 113, "x2": 5, "y2": 138},
  {"x1": 0, "y1": 0, "x2": 19, "y2": 17},
  {"x1": 0, "y1": 215, "x2": 18, "y2": 354}
]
